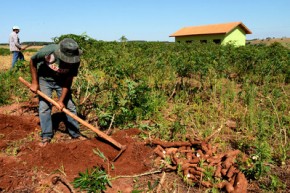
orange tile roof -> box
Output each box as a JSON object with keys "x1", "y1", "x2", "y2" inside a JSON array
[{"x1": 170, "y1": 22, "x2": 252, "y2": 37}]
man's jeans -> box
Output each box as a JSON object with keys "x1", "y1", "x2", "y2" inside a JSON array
[
  {"x1": 38, "y1": 77, "x2": 80, "y2": 139},
  {"x1": 11, "y1": 51, "x2": 24, "y2": 69}
]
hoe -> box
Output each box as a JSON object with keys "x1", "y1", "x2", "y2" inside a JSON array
[{"x1": 19, "y1": 77, "x2": 126, "y2": 162}]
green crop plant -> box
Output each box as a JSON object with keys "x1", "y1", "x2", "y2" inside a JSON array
[
  {"x1": 73, "y1": 167, "x2": 111, "y2": 193},
  {"x1": 0, "y1": 72, "x2": 11, "y2": 105},
  {"x1": 265, "y1": 175, "x2": 286, "y2": 191},
  {"x1": 0, "y1": 60, "x2": 31, "y2": 105},
  {"x1": 239, "y1": 141, "x2": 272, "y2": 180},
  {"x1": 202, "y1": 166, "x2": 216, "y2": 183}
]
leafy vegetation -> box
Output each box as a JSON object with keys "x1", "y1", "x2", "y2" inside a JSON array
[
  {"x1": 0, "y1": 47, "x2": 10, "y2": 56},
  {"x1": 72, "y1": 167, "x2": 111, "y2": 193},
  {"x1": 0, "y1": 61, "x2": 31, "y2": 105},
  {"x1": 0, "y1": 34, "x2": 289, "y2": 191}
]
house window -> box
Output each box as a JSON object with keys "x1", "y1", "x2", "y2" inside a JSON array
[
  {"x1": 200, "y1": 40, "x2": 207, "y2": 43},
  {"x1": 186, "y1": 40, "x2": 193, "y2": 43},
  {"x1": 213, "y1": 39, "x2": 221, "y2": 44}
]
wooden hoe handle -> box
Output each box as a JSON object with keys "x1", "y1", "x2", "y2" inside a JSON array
[{"x1": 19, "y1": 77, "x2": 125, "y2": 150}]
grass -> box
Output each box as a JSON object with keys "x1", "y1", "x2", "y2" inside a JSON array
[{"x1": 3, "y1": 132, "x2": 36, "y2": 156}]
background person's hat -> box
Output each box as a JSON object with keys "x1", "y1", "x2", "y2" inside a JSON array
[
  {"x1": 54, "y1": 38, "x2": 82, "y2": 64},
  {"x1": 12, "y1": 26, "x2": 20, "y2": 30}
]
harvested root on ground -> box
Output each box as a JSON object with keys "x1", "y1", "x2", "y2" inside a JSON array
[{"x1": 150, "y1": 138, "x2": 248, "y2": 193}]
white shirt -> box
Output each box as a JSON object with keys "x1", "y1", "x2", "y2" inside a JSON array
[{"x1": 9, "y1": 31, "x2": 21, "y2": 51}]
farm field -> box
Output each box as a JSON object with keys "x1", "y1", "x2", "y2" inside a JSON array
[
  {"x1": 0, "y1": 45, "x2": 43, "y2": 71},
  {"x1": 247, "y1": 37, "x2": 290, "y2": 49},
  {"x1": 2, "y1": 105, "x2": 283, "y2": 193},
  {"x1": 0, "y1": 35, "x2": 289, "y2": 192}
]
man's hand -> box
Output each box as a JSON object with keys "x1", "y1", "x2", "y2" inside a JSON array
[
  {"x1": 57, "y1": 101, "x2": 65, "y2": 111},
  {"x1": 30, "y1": 83, "x2": 39, "y2": 93}
]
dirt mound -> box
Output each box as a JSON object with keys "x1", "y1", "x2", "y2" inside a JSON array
[{"x1": 0, "y1": 113, "x2": 155, "y2": 192}]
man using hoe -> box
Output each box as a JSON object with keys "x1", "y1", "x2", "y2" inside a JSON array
[
  {"x1": 29, "y1": 38, "x2": 86, "y2": 147},
  {"x1": 9, "y1": 25, "x2": 24, "y2": 69}
]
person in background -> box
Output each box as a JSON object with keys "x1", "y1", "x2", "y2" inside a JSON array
[
  {"x1": 29, "y1": 38, "x2": 86, "y2": 147},
  {"x1": 9, "y1": 25, "x2": 24, "y2": 69}
]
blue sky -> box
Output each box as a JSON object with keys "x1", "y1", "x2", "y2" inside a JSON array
[{"x1": 1, "y1": 0, "x2": 290, "y2": 43}]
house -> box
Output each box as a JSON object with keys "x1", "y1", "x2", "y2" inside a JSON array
[{"x1": 169, "y1": 22, "x2": 252, "y2": 46}]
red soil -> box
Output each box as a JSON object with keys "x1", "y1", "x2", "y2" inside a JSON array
[
  {"x1": 0, "y1": 102, "x2": 155, "y2": 193},
  {"x1": 1, "y1": 101, "x2": 288, "y2": 193}
]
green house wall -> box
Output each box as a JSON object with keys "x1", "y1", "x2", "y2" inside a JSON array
[
  {"x1": 223, "y1": 27, "x2": 247, "y2": 46},
  {"x1": 174, "y1": 26, "x2": 247, "y2": 46}
]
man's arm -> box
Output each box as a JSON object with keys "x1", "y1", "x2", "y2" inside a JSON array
[
  {"x1": 57, "y1": 76, "x2": 74, "y2": 110},
  {"x1": 29, "y1": 59, "x2": 39, "y2": 92}
]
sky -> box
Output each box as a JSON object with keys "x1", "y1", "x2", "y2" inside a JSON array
[{"x1": 1, "y1": 0, "x2": 290, "y2": 43}]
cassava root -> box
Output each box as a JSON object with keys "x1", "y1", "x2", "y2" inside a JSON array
[{"x1": 150, "y1": 138, "x2": 248, "y2": 193}]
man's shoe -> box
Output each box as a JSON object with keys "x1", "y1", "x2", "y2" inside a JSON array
[
  {"x1": 39, "y1": 138, "x2": 51, "y2": 147},
  {"x1": 75, "y1": 136, "x2": 87, "y2": 141}
]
